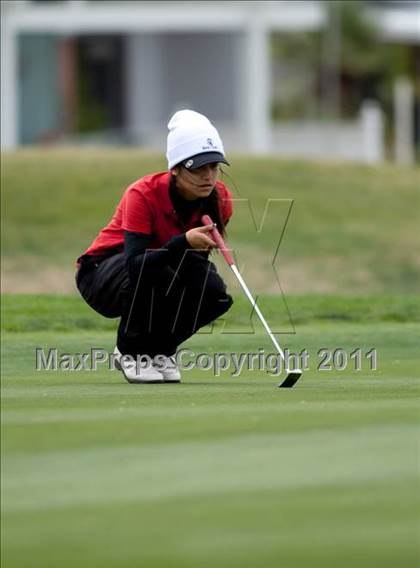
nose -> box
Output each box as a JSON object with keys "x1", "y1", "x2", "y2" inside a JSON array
[{"x1": 201, "y1": 165, "x2": 214, "y2": 179}]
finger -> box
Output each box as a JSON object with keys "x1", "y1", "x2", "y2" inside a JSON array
[
  {"x1": 198, "y1": 224, "x2": 216, "y2": 233},
  {"x1": 202, "y1": 236, "x2": 217, "y2": 248}
]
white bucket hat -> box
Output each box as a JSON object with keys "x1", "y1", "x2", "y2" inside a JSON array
[{"x1": 166, "y1": 109, "x2": 229, "y2": 170}]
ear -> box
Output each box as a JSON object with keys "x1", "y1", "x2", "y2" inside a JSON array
[{"x1": 171, "y1": 168, "x2": 179, "y2": 176}]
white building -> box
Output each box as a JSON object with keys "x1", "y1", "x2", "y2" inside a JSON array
[{"x1": 1, "y1": 0, "x2": 419, "y2": 160}]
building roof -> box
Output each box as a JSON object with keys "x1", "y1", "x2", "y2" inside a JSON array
[{"x1": 3, "y1": 1, "x2": 325, "y2": 33}]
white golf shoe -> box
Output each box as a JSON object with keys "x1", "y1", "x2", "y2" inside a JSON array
[
  {"x1": 113, "y1": 347, "x2": 164, "y2": 384},
  {"x1": 153, "y1": 355, "x2": 181, "y2": 383}
]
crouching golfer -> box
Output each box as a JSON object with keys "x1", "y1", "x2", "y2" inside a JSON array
[{"x1": 76, "y1": 110, "x2": 233, "y2": 384}]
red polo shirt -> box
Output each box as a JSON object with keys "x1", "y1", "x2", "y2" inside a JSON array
[{"x1": 81, "y1": 171, "x2": 233, "y2": 258}]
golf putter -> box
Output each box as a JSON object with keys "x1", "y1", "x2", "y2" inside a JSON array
[{"x1": 202, "y1": 215, "x2": 302, "y2": 388}]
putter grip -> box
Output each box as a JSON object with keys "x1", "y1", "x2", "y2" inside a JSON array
[{"x1": 201, "y1": 214, "x2": 234, "y2": 266}]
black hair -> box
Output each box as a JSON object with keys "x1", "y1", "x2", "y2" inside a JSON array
[{"x1": 203, "y1": 184, "x2": 226, "y2": 237}]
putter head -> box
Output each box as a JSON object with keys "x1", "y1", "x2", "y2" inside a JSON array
[{"x1": 277, "y1": 369, "x2": 302, "y2": 388}]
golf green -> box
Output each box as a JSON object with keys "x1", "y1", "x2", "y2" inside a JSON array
[{"x1": 1, "y1": 297, "x2": 419, "y2": 568}]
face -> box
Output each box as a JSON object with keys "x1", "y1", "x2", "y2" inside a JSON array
[{"x1": 173, "y1": 163, "x2": 220, "y2": 200}]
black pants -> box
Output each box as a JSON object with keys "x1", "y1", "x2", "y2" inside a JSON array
[{"x1": 76, "y1": 252, "x2": 233, "y2": 357}]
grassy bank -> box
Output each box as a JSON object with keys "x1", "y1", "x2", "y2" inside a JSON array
[{"x1": 2, "y1": 149, "x2": 420, "y2": 293}]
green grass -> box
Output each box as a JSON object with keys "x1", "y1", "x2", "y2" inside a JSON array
[
  {"x1": 2, "y1": 293, "x2": 420, "y2": 333},
  {"x1": 2, "y1": 149, "x2": 420, "y2": 292},
  {"x1": 1, "y1": 294, "x2": 419, "y2": 568},
  {"x1": 2, "y1": 151, "x2": 419, "y2": 565}
]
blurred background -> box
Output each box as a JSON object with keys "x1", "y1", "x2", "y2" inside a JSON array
[
  {"x1": 1, "y1": 0, "x2": 420, "y2": 296},
  {"x1": 1, "y1": 0, "x2": 419, "y2": 163}
]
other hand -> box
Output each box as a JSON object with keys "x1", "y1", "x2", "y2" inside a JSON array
[{"x1": 186, "y1": 224, "x2": 217, "y2": 251}]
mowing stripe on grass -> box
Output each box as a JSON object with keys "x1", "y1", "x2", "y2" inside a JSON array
[{"x1": 3, "y1": 425, "x2": 418, "y2": 513}]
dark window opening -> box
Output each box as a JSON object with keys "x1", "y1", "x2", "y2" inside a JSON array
[{"x1": 75, "y1": 36, "x2": 125, "y2": 135}]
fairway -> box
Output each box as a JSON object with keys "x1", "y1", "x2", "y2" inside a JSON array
[
  {"x1": 1, "y1": 295, "x2": 419, "y2": 568},
  {"x1": 2, "y1": 152, "x2": 420, "y2": 566}
]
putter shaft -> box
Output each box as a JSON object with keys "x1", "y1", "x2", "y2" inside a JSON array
[{"x1": 201, "y1": 214, "x2": 302, "y2": 387}]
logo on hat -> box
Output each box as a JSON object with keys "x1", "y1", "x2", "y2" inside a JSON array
[
  {"x1": 185, "y1": 159, "x2": 194, "y2": 169},
  {"x1": 202, "y1": 137, "x2": 218, "y2": 151}
]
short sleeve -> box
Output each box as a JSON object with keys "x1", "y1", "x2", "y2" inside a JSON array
[
  {"x1": 122, "y1": 186, "x2": 153, "y2": 234},
  {"x1": 217, "y1": 184, "x2": 233, "y2": 224}
]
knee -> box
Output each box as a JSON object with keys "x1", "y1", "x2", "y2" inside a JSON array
[
  {"x1": 205, "y1": 289, "x2": 233, "y2": 318},
  {"x1": 217, "y1": 293, "x2": 233, "y2": 317}
]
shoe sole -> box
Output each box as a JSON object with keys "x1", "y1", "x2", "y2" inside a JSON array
[
  {"x1": 158, "y1": 370, "x2": 181, "y2": 383},
  {"x1": 115, "y1": 359, "x2": 165, "y2": 384}
]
